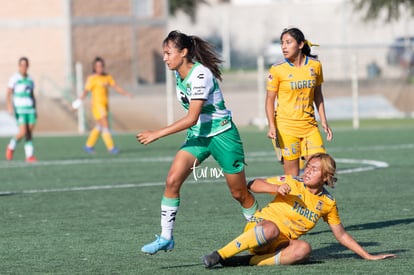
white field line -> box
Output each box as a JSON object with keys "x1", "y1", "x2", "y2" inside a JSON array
[
  {"x1": 0, "y1": 158, "x2": 388, "y2": 195},
  {"x1": 0, "y1": 142, "x2": 412, "y2": 169}
]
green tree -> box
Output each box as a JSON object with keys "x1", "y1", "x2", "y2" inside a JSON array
[
  {"x1": 353, "y1": 0, "x2": 414, "y2": 21},
  {"x1": 169, "y1": 0, "x2": 229, "y2": 21},
  {"x1": 169, "y1": 0, "x2": 205, "y2": 21}
]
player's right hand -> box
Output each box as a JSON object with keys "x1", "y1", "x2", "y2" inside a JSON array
[
  {"x1": 137, "y1": 130, "x2": 159, "y2": 145},
  {"x1": 277, "y1": 183, "x2": 291, "y2": 196},
  {"x1": 267, "y1": 126, "x2": 277, "y2": 139},
  {"x1": 7, "y1": 104, "x2": 13, "y2": 115}
]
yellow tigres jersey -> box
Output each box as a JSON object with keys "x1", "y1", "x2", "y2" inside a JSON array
[
  {"x1": 267, "y1": 56, "x2": 324, "y2": 137},
  {"x1": 85, "y1": 74, "x2": 116, "y2": 106},
  {"x1": 254, "y1": 175, "x2": 340, "y2": 240}
]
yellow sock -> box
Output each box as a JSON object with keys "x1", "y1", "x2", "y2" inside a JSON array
[
  {"x1": 218, "y1": 226, "x2": 266, "y2": 259},
  {"x1": 250, "y1": 250, "x2": 281, "y2": 266},
  {"x1": 101, "y1": 130, "x2": 115, "y2": 150},
  {"x1": 86, "y1": 127, "x2": 100, "y2": 147}
]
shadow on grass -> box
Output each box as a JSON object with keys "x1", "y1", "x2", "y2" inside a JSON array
[
  {"x1": 160, "y1": 263, "x2": 204, "y2": 269},
  {"x1": 309, "y1": 218, "x2": 414, "y2": 236},
  {"x1": 311, "y1": 241, "x2": 407, "y2": 260}
]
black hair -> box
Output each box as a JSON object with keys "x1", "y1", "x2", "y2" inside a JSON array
[
  {"x1": 18, "y1": 56, "x2": 29, "y2": 66},
  {"x1": 163, "y1": 30, "x2": 223, "y2": 81},
  {"x1": 92, "y1": 57, "x2": 106, "y2": 74},
  {"x1": 280, "y1": 28, "x2": 317, "y2": 58}
]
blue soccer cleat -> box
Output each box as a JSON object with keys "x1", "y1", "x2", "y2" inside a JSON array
[
  {"x1": 108, "y1": 147, "x2": 120, "y2": 154},
  {"x1": 141, "y1": 235, "x2": 174, "y2": 255},
  {"x1": 83, "y1": 146, "x2": 95, "y2": 154}
]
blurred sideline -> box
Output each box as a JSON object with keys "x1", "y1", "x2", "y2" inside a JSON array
[{"x1": 0, "y1": 71, "x2": 413, "y2": 136}]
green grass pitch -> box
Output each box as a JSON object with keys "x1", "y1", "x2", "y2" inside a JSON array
[{"x1": 0, "y1": 119, "x2": 413, "y2": 274}]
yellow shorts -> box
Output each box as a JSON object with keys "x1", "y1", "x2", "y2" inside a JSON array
[
  {"x1": 244, "y1": 220, "x2": 290, "y2": 255},
  {"x1": 91, "y1": 104, "x2": 108, "y2": 120},
  {"x1": 276, "y1": 129, "x2": 325, "y2": 161}
]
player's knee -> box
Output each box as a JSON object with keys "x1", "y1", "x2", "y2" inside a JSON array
[
  {"x1": 17, "y1": 128, "x2": 27, "y2": 139},
  {"x1": 262, "y1": 221, "x2": 280, "y2": 240},
  {"x1": 229, "y1": 186, "x2": 252, "y2": 203},
  {"x1": 229, "y1": 189, "x2": 245, "y2": 202},
  {"x1": 25, "y1": 131, "x2": 32, "y2": 140},
  {"x1": 293, "y1": 241, "x2": 312, "y2": 262},
  {"x1": 165, "y1": 173, "x2": 182, "y2": 193}
]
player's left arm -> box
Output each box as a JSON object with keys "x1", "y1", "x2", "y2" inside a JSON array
[
  {"x1": 6, "y1": 87, "x2": 13, "y2": 114},
  {"x1": 112, "y1": 83, "x2": 133, "y2": 98},
  {"x1": 31, "y1": 86, "x2": 37, "y2": 115},
  {"x1": 314, "y1": 85, "x2": 333, "y2": 141},
  {"x1": 329, "y1": 223, "x2": 396, "y2": 260},
  {"x1": 107, "y1": 75, "x2": 132, "y2": 97}
]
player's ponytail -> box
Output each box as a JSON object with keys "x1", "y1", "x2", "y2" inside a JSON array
[
  {"x1": 281, "y1": 27, "x2": 318, "y2": 59},
  {"x1": 163, "y1": 30, "x2": 223, "y2": 81},
  {"x1": 190, "y1": 35, "x2": 223, "y2": 81}
]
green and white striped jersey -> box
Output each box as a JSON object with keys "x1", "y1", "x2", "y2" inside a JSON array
[
  {"x1": 175, "y1": 62, "x2": 232, "y2": 138},
  {"x1": 8, "y1": 73, "x2": 35, "y2": 114}
]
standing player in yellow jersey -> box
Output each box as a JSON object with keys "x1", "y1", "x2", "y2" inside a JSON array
[
  {"x1": 77, "y1": 57, "x2": 132, "y2": 154},
  {"x1": 266, "y1": 27, "x2": 333, "y2": 176},
  {"x1": 203, "y1": 153, "x2": 396, "y2": 268}
]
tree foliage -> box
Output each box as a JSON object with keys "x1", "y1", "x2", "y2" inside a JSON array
[
  {"x1": 169, "y1": 0, "x2": 229, "y2": 21},
  {"x1": 352, "y1": 0, "x2": 414, "y2": 21},
  {"x1": 169, "y1": 0, "x2": 205, "y2": 21}
]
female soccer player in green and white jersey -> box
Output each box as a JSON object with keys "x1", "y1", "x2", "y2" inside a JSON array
[
  {"x1": 137, "y1": 30, "x2": 258, "y2": 255},
  {"x1": 5, "y1": 57, "x2": 37, "y2": 163}
]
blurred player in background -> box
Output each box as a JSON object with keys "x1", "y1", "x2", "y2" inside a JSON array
[
  {"x1": 266, "y1": 27, "x2": 333, "y2": 176},
  {"x1": 137, "y1": 30, "x2": 258, "y2": 255},
  {"x1": 77, "y1": 57, "x2": 132, "y2": 154},
  {"x1": 203, "y1": 153, "x2": 396, "y2": 268},
  {"x1": 5, "y1": 57, "x2": 37, "y2": 162}
]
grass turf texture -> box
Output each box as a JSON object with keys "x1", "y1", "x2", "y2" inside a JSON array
[{"x1": 0, "y1": 119, "x2": 413, "y2": 274}]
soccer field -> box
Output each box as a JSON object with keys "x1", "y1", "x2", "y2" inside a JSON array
[{"x1": 0, "y1": 119, "x2": 413, "y2": 274}]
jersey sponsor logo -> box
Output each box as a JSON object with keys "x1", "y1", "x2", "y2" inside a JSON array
[
  {"x1": 289, "y1": 79, "x2": 316, "y2": 90},
  {"x1": 192, "y1": 85, "x2": 206, "y2": 97},
  {"x1": 268, "y1": 74, "x2": 273, "y2": 80},
  {"x1": 292, "y1": 201, "x2": 318, "y2": 223},
  {"x1": 197, "y1": 73, "x2": 205, "y2": 79}
]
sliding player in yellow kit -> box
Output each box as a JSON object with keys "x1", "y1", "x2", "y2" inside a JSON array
[
  {"x1": 77, "y1": 57, "x2": 132, "y2": 154},
  {"x1": 266, "y1": 28, "x2": 333, "y2": 176},
  {"x1": 203, "y1": 153, "x2": 396, "y2": 268}
]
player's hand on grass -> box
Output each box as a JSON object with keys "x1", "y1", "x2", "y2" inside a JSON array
[
  {"x1": 137, "y1": 131, "x2": 159, "y2": 145},
  {"x1": 365, "y1": 253, "x2": 396, "y2": 260},
  {"x1": 277, "y1": 183, "x2": 291, "y2": 196}
]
